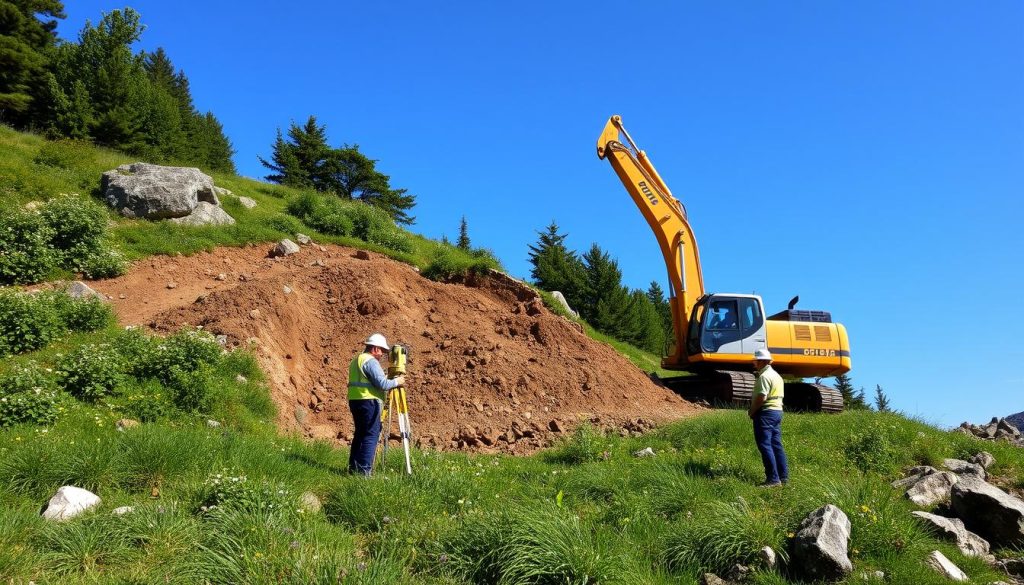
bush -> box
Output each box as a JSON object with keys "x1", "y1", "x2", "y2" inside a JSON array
[
  {"x1": 285, "y1": 191, "x2": 413, "y2": 252},
  {"x1": 78, "y1": 246, "x2": 126, "y2": 279},
  {"x1": 0, "y1": 362, "x2": 64, "y2": 427},
  {"x1": 545, "y1": 424, "x2": 606, "y2": 465},
  {"x1": 42, "y1": 290, "x2": 113, "y2": 332},
  {"x1": 0, "y1": 209, "x2": 57, "y2": 285},
  {"x1": 166, "y1": 364, "x2": 219, "y2": 412},
  {"x1": 844, "y1": 420, "x2": 900, "y2": 474},
  {"x1": 110, "y1": 378, "x2": 174, "y2": 422},
  {"x1": 111, "y1": 328, "x2": 162, "y2": 379},
  {"x1": 265, "y1": 213, "x2": 304, "y2": 235},
  {"x1": 0, "y1": 289, "x2": 63, "y2": 356},
  {"x1": 39, "y1": 195, "x2": 106, "y2": 254},
  {"x1": 155, "y1": 328, "x2": 223, "y2": 379},
  {"x1": 33, "y1": 140, "x2": 96, "y2": 170},
  {"x1": 56, "y1": 343, "x2": 125, "y2": 401},
  {"x1": 422, "y1": 246, "x2": 501, "y2": 281}
]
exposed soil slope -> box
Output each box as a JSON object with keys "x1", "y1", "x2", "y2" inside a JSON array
[{"x1": 92, "y1": 244, "x2": 700, "y2": 453}]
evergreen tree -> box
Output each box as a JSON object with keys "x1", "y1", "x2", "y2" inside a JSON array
[
  {"x1": 874, "y1": 384, "x2": 891, "y2": 412},
  {"x1": 194, "y1": 112, "x2": 235, "y2": 173},
  {"x1": 580, "y1": 244, "x2": 632, "y2": 335},
  {"x1": 527, "y1": 221, "x2": 586, "y2": 308},
  {"x1": 833, "y1": 372, "x2": 868, "y2": 410},
  {"x1": 627, "y1": 289, "x2": 667, "y2": 354},
  {"x1": 645, "y1": 280, "x2": 674, "y2": 341},
  {"x1": 457, "y1": 216, "x2": 470, "y2": 250},
  {"x1": 0, "y1": 0, "x2": 65, "y2": 126},
  {"x1": 259, "y1": 128, "x2": 307, "y2": 187}
]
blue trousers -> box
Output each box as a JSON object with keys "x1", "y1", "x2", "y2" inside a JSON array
[
  {"x1": 348, "y1": 399, "x2": 382, "y2": 475},
  {"x1": 753, "y1": 409, "x2": 789, "y2": 484}
]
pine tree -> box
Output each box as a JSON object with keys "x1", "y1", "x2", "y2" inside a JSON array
[
  {"x1": 874, "y1": 384, "x2": 891, "y2": 412},
  {"x1": 259, "y1": 128, "x2": 307, "y2": 187},
  {"x1": 645, "y1": 281, "x2": 674, "y2": 341},
  {"x1": 0, "y1": 0, "x2": 65, "y2": 127},
  {"x1": 457, "y1": 216, "x2": 470, "y2": 250},
  {"x1": 581, "y1": 244, "x2": 632, "y2": 336},
  {"x1": 527, "y1": 221, "x2": 586, "y2": 308},
  {"x1": 833, "y1": 372, "x2": 867, "y2": 409},
  {"x1": 321, "y1": 144, "x2": 416, "y2": 224},
  {"x1": 627, "y1": 289, "x2": 666, "y2": 354}
]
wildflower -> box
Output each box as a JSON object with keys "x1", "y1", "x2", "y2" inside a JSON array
[{"x1": 786, "y1": 532, "x2": 795, "y2": 538}]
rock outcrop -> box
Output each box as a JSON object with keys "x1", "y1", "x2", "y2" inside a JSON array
[
  {"x1": 103, "y1": 162, "x2": 234, "y2": 225},
  {"x1": 950, "y1": 474, "x2": 1024, "y2": 547},
  {"x1": 169, "y1": 201, "x2": 236, "y2": 226},
  {"x1": 791, "y1": 504, "x2": 853, "y2": 581},
  {"x1": 911, "y1": 511, "x2": 990, "y2": 557},
  {"x1": 905, "y1": 471, "x2": 959, "y2": 506},
  {"x1": 956, "y1": 417, "x2": 1023, "y2": 446}
]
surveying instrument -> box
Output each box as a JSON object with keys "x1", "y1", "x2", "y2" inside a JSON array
[{"x1": 378, "y1": 343, "x2": 413, "y2": 474}]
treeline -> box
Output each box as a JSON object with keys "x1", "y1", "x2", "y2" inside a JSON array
[
  {"x1": 260, "y1": 116, "x2": 416, "y2": 225},
  {"x1": 0, "y1": 4, "x2": 235, "y2": 172},
  {"x1": 527, "y1": 222, "x2": 673, "y2": 354}
]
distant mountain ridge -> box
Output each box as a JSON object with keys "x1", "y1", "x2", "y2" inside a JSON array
[{"x1": 1007, "y1": 411, "x2": 1024, "y2": 430}]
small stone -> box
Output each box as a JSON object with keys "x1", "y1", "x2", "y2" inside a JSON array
[
  {"x1": 215, "y1": 335, "x2": 228, "y2": 346},
  {"x1": 700, "y1": 574, "x2": 727, "y2": 585},
  {"x1": 283, "y1": 286, "x2": 293, "y2": 295},
  {"x1": 206, "y1": 419, "x2": 221, "y2": 428},
  {"x1": 68, "y1": 281, "x2": 105, "y2": 300},
  {"x1": 116, "y1": 419, "x2": 140, "y2": 431},
  {"x1": 926, "y1": 550, "x2": 968, "y2": 581},
  {"x1": 112, "y1": 506, "x2": 135, "y2": 516},
  {"x1": 166, "y1": 282, "x2": 177, "y2": 289},
  {"x1": 296, "y1": 233, "x2": 312, "y2": 245},
  {"x1": 354, "y1": 250, "x2": 371, "y2": 260},
  {"x1": 299, "y1": 491, "x2": 322, "y2": 513},
  {"x1": 249, "y1": 309, "x2": 261, "y2": 319},
  {"x1": 633, "y1": 447, "x2": 656, "y2": 458},
  {"x1": 215, "y1": 273, "x2": 227, "y2": 281},
  {"x1": 759, "y1": 545, "x2": 777, "y2": 570},
  {"x1": 235, "y1": 374, "x2": 248, "y2": 384},
  {"x1": 969, "y1": 452, "x2": 996, "y2": 470},
  {"x1": 270, "y1": 239, "x2": 300, "y2": 257},
  {"x1": 42, "y1": 486, "x2": 101, "y2": 521},
  {"x1": 237, "y1": 196, "x2": 257, "y2": 209},
  {"x1": 118, "y1": 293, "x2": 126, "y2": 299}
]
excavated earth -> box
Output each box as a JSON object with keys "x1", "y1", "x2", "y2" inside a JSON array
[{"x1": 91, "y1": 243, "x2": 700, "y2": 454}]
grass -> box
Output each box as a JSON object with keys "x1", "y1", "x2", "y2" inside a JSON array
[{"x1": 1, "y1": 401, "x2": 1021, "y2": 583}]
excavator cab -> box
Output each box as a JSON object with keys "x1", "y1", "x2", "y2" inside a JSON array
[{"x1": 685, "y1": 294, "x2": 767, "y2": 358}]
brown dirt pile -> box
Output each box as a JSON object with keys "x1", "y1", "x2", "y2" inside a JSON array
[{"x1": 92, "y1": 243, "x2": 700, "y2": 453}]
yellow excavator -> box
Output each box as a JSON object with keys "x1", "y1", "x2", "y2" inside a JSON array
[{"x1": 597, "y1": 115, "x2": 850, "y2": 412}]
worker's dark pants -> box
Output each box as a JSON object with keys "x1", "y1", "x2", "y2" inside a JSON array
[
  {"x1": 348, "y1": 399, "x2": 382, "y2": 475},
  {"x1": 753, "y1": 409, "x2": 789, "y2": 484}
]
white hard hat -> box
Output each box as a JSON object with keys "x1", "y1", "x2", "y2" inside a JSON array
[
  {"x1": 753, "y1": 348, "x2": 772, "y2": 361},
  {"x1": 364, "y1": 333, "x2": 389, "y2": 350}
]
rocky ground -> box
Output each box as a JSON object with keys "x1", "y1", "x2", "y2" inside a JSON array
[{"x1": 89, "y1": 242, "x2": 700, "y2": 453}]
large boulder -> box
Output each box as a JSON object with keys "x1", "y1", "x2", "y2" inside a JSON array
[
  {"x1": 791, "y1": 504, "x2": 853, "y2": 581},
  {"x1": 943, "y1": 458, "x2": 986, "y2": 479},
  {"x1": 551, "y1": 291, "x2": 579, "y2": 318},
  {"x1": 911, "y1": 511, "x2": 990, "y2": 557},
  {"x1": 905, "y1": 471, "x2": 959, "y2": 506},
  {"x1": 892, "y1": 466, "x2": 937, "y2": 490},
  {"x1": 950, "y1": 474, "x2": 1024, "y2": 547},
  {"x1": 103, "y1": 162, "x2": 218, "y2": 219},
  {"x1": 42, "y1": 486, "x2": 101, "y2": 521},
  {"x1": 168, "y1": 202, "x2": 235, "y2": 226}
]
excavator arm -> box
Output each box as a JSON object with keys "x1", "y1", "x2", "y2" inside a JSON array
[{"x1": 596, "y1": 115, "x2": 704, "y2": 367}]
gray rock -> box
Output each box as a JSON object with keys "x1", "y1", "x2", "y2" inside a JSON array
[
  {"x1": 551, "y1": 291, "x2": 579, "y2": 318},
  {"x1": 235, "y1": 374, "x2": 248, "y2": 384},
  {"x1": 893, "y1": 466, "x2": 937, "y2": 489},
  {"x1": 215, "y1": 335, "x2": 228, "y2": 346},
  {"x1": 912, "y1": 511, "x2": 990, "y2": 557},
  {"x1": 632, "y1": 447, "x2": 656, "y2": 458},
  {"x1": 112, "y1": 506, "x2": 134, "y2": 516},
  {"x1": 998, "y1": 418, "x2": 1021, "y2": 437},
  {"x1": 299, "y1": 491, "x2": 322, "y2": 514},
  {"x1": 42, "y1": 486, "x2": 101, "y2": 521},
  {"x1": 996, "y1": 558, "x2": 1024, "y2": 577},
  {"x1": 792, "y1": 504, "x2": 853, "y2": 580},
  {"x1": 213, "y1": 186, "x2": 233, "y2": 197},
  {"x1": 206, "y1": 419, "x2": 221, "y2": 428},
  {"x1": 296, "y1": 233, "x2": 312, "y2": 245},
  {"x1": 926, "y1": 550, "x2": 968, "y2": 581},
  {"x1": 67, "y1": 281, "x2": 105, "y2": 300},
  {"x1": 970, "y1": 452, "x2": 996, "y2": 470},
  {"x1": 944, "y1": 458, "x2": 987, "y2": 479},
  {"x1": 700, "y1": 575, "x2": 727, "y2": 585},
  {"x1": 906, "y1": 471, "x2": 959, "y2": 506},
  {"x1": 759, "y1": 545, "x2": 777, "y2": 570},
  {"x1": 270, "y1": 239, "x2": 300, "y2": 257},
  {"x1": 237, "y1": 196, "x2": 257, "y2": 209},
  {"x1": 103, "y1": 162, "x2": 217, "y2": 219},
  {"x1": 168, "y1": 201, "x2": 235, "y2": 226},
  {"x1": 725, "y1": 563, "x2": 751, "y2": 581},
  {"x1": 951, "y1": 474, "x2": 1024, "y2": 547}
]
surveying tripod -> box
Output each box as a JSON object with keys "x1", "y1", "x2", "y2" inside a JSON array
[{"x1": 378, "y1": 344, "x2": 413, "y2": 474}]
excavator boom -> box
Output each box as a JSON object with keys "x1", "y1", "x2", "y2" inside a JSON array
[{"x1": 596, "y1": 115, "x2": 702, "y2": 367}]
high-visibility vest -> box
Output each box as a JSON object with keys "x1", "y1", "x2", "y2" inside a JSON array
[
  {"x1": 760, "y1": 366, "x2": 784, "y2": 411},
  {"x1": 348, "y1": 353, "x2": 384, "y2": 401}
]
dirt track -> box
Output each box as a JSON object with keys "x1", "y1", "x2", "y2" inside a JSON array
[{"x1": 91, "y1": 243, "x2": 700, "y2": 453}]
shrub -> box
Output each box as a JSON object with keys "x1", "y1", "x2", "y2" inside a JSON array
[
  {"x1": 155, "y1": 328, "x2": 223, "y2": 377},
  {"x1": 109, "y1": 378, "x2": 174, "y2": 422},
  {"x1": 422, "y1": 247, "x2": 501, "y2": 281},
  {"x1": 56, "y1": 343, "x2": 125, "y2": 401},
  {"x1": 111, "y1": 328, "x2": 162, "y2": 379},
  {"x1": 285, "y1": 191, "x2": 413, "y2": 252},
  {"x1": 39, "y1": 195, "x2": 106, "y2": 254},
  {"x1": 42, "y1": 290, "x2": 113, "y2": 332},
  {"x1": 0, "y1": 209, "x2": 57, "y2": 285},
  {"x1": 166, "y1": 364, "x2": 219, "y2": 412},
  {"x1": 198, "y1": 470, "x2": 294, "y2": 514},
  {"x1": 77, "y1": 246, "x2": 126, "y2": 279},
  {"x1": 0, "y1": 289, "x2": 63, "y2": 356},
  {"x1": 265, "y1": 213, "x2": 304, "y2": 235},
  {"x1": 844, "y1": 420, "x2": 900, "y2": 474},
  {"x1": 0, "y1": 362, "x2": 64, "y2": 427},
  {"x1": 545, "y1": 423, "x2": 605, "y2": 465}
]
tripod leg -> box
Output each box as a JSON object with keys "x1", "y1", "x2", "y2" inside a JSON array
[{"x1": 398, "y1": 388, "x2": 413, "y2": 475}]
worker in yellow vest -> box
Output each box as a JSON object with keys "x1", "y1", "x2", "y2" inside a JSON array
[
  {"x1": 347, "y1": 333, "x2": 405, "y2": 475},
  {"x1": 748, "y1": 348, "x2": 789, "y2": 487}
]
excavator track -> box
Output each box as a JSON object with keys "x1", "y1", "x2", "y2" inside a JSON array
[{"x1": 659, "y1": 372, "x2": 844, "y2": 413}]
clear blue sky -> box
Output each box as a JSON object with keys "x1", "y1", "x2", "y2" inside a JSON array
[{"x1": 60, "y1": 1, "x2": 1023, "y2": 427}]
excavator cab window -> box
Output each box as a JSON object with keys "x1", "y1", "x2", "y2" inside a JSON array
[
  {"x1": 739, "y1": 298, "x2": 763, "y2": 333},
  {"x1": 701, "y1": 298, "x2": 744, "y2": 353}
]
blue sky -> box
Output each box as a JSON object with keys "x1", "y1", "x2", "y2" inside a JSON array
[{"x1": 59, "y1": 1, "x2": 1023, "y2": 427}]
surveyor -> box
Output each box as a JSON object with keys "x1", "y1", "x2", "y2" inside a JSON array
[
  {"x1": 748, "y1": 348, "x2": 789, "y2": 486},
  {"x1": 347, "y1": 333, "x2": 405, "y2": 475}
]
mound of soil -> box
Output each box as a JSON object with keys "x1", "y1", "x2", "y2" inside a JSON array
[{"x1": 92, "y1": 243, "x2": 699, "y2": 453}]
